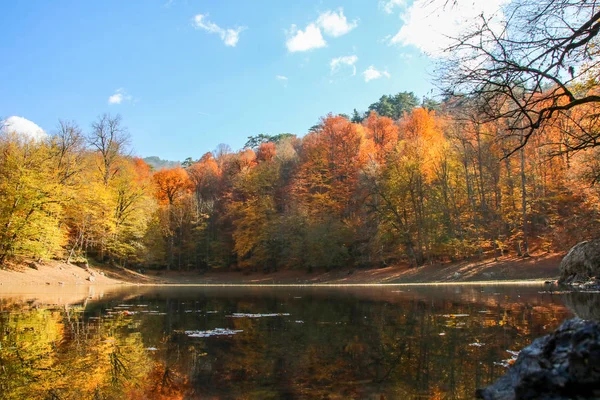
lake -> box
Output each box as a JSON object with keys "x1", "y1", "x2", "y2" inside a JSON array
[{"x1": 0, "y1": 284, "x2": 591, "y2": 399}]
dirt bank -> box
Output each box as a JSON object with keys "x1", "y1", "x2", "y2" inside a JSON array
[
  {"x1": 145, "y1": 253, "x2": 562, "y2": 285},
  {"x1": 0, "y1": 253, "x2": 561, "y2": 288},
  {"x1": 0, "y1": 260, "x2": 144, "y2": 286}
]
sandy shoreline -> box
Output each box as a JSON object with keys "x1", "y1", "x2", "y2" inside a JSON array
[
  {"x1": 0, "y1": 254, "x2": 562, "y2": 306},
  {"x1": 0, "y1": 252, "x2": 561, "y2": 289},
  {"x1": 134, "y1": 280, "x2": 548, "y2": 287}
]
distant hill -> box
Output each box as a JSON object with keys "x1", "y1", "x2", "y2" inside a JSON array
[{"x1": 143, "y1": 156, "x2": 180, "y2": 170}]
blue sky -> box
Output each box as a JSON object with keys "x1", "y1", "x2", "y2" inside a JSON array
[{"x1": 0, "y1": 0, "x2": 503, "y2": 161}]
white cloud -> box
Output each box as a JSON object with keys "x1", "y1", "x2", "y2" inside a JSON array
[
  {"x1": 316, "y1": 8, "x2": 358, "y2": 38},
  {"x1": 276, "y1": 75, "x2": 288, "y2": 87},
  {"x1": 330, "y1": 55, "x2": 358, "y2": 76},
  {"x1": 286, "y1": 8, "x2": 358, "y2": 53},
  {"x1": 379, "y1": 0, "x2": 405, "y2": 14},
  {"x1": 193, "y1": 14, "x2": 221, "y2": 34},
  {"x1": 193, "y1": 14, "x2": 246, "y2": 47},
  {"x1": 388, "y1": 0, "x2": 508, "y2": 56},
  {"x1": 223, "y1": 28, "x2": 245, "y2": 46},
  {"x1": 1, "y1": 116, "x2": 47, "y2": 141},
  {"x1": 108, "y1": 88, "x2": 132, "y2": 105},
  {"x1": 363, "y1": 66, "x2": 391, "y2": 82},
  {"x1": 108, "y1": 94, "x2": 123, "y2": 104},
  {"x1": 286, "y1": 23, "x2": 326, "y2": 52}
]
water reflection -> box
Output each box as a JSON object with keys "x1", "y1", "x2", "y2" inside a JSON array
[{"x1": 0, "y1": 285, "x2": 581, "y2": 399}]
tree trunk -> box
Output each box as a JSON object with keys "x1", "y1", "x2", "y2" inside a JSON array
[{"x1": 520, "y1": 138, "x2": 529, "y2": 257}]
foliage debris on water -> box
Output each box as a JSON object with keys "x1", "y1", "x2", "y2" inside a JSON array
[
  {"x1": 185, "y1": 328, "x2": 243, "y2": 338},
  {"x1": 227, "y1": 313, "x2": 291, "y2": 318}
]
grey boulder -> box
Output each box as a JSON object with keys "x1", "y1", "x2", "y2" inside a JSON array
[
  {"x1": 558, "y1": 240, "x2": 600, "y2": 285},
  {"x1": 476, "y1": 318, "x2": 600, "y2": 400}
]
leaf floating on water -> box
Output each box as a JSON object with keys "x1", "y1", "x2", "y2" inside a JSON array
[
  {"x1": 493, "y1": 349, "x2": 520, "y2": 368},
  {"x1": 228, "y1": 313, "x2": 291, "y2": 318},
  {"x1": 146, "y1": 347, "x2": 158, "y2": 351},
  {"x1": 442, "y1": 314, "x2": 470, "y2": 318},
  {"x1": 140, "y1": 311, "x2": 167, "y2": 315},
  {"x1": 107, "y1": 310, "x2": 137, "y2": 316},
  {"x1": 185, "y1": 328, "x2": 243, "y2": 338},
  {"x1": 468, "y1": 342, "x2": 485, "y2": 347},
  {"x1": 493, "y1": 361, "x2": 511, "y2": 368},
  {"x1": 538, "y1": 291, "x2": 573, "y2": 294}
]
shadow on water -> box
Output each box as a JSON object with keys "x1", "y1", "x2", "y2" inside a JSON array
[
  {"x1": 561, "y1": 291, "x2": 600, "y2": 321},
  {"x1": 0, "y1": 284, "x2": 587, "y2": 399}
]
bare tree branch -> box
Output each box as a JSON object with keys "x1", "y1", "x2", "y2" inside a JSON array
[{"x1": 438, "y1": 0, "x2": 600, "y2": 155}]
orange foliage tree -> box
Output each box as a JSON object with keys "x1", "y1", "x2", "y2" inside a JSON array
[
  {"x1": 295, "y1": 114, "x2": 366, "y2": 218},
  {"x1": 153, "y1": 168, "x2": 192, "y2": 206}
]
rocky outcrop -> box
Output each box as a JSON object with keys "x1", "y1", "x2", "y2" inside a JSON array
[
  {"x1": 476, "y1": 318, "x2": 600, "y2": 400},
  {"x1": 558, "y1": 240, "x2": 600, "y2": 285}
]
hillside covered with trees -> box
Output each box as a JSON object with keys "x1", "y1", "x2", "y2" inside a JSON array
[{"x1": 1, "y1": 89, "x2": 599, "y2": 272}]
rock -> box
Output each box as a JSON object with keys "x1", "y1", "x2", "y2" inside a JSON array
[
  {"x1": 453, "y1": 272, "x2": 461, "y2": 278},
  {"x1": 558, "y1": 239, "x2": 600, "y2": 285},
  {"x1": 100, "y1": 272, "x2": 105, "y2": 276},
  {"x1": 476, "y1": 318, "x2": 600, "y2": 399},
  {"x1": 87, "y1": 275, "x2": 95, "y2": 282},
  {"x1": 73, "y1": 260, "x2": 89, "y2": 269}
]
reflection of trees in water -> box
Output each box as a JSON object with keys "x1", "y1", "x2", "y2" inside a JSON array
[
  {"x1": 176, "y1": 292, "x2": 570, "y2": 399},
  {"x1": 0, "y1": 288, "x2": 575, "y2": 399},
  {"x1": 561, "y1": 292, "x2": 600, "y2": 321},
  {"x1": 0, "y1": 303, "x2": 154, "y2": 399}
]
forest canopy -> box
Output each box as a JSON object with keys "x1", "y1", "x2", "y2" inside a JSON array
[{"x1": 1, "y1": 84, "x2": 600, "y2": 271}]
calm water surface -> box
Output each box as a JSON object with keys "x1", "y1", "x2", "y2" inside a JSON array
[{"x1": 0, "y1": 284, "x2": 591, "y2": 399}]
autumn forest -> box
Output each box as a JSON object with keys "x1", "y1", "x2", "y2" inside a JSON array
[{"x1": 1, "y1": 88, "x2": 599, "y2": 272}]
